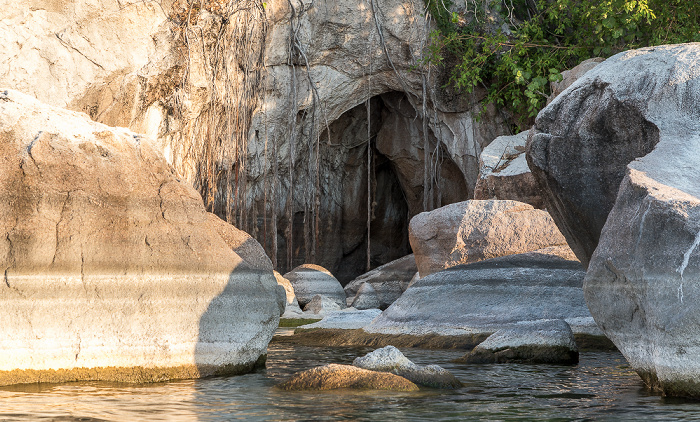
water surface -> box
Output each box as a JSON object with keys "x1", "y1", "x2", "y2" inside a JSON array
[{"x1": 2, "y1": 328, "x2": 699, "y2": 421}]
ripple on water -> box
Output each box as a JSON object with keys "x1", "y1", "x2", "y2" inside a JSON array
[{"x1": 2, "y1": 328, "x2": 700, "y2": 421}]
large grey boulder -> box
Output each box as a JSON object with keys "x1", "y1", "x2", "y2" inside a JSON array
[
  {"x1": 531, "y1": 43, "x2": 700, "y2": 397},
  {"x1": 0, "y1": 90, "x2": 280, "y2": 385},
  {"x1": 345, "y1": 254, "x2": 416, "y2": 309},
  {"x1": 473, "y1": 131, "x2": 543, "y2": 208},
  {"x1": 353, "y1": 346, "x2": 462, "y2": 389},
  {"x1": 456, "y1": 319, "x2": 579, "y2": 364},
  {"x1": 409, "y1": 200, "x2": 572, "y2": 277},
  {"x1": 364, "y1": 247, "x2": 599, "y2": 338},
  {"x1": 284, "y1": 264, "x2": 346, "y2": 308}
]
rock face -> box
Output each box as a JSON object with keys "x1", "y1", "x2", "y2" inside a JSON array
[
  {"x1": 473, "y1": 131, "x2": 543, "y2": 208},
  {"x1": 456, "y1": 319, "x2": 579, "y2": 364},
  {"x1": 0, "y1": 0, "x2": 513, "y2": 281},
  {"x1": 547, "y1": 57, "x2": 604, "y2": 104},
  {"x1": 409, "y1": 200, "x2": 571, "y2": 277},
  {"x1": 276, "y1": 364, "x2": 419, "y2": 391},
  {"x1": 0, "y1": 89, "x2": 280, "y2": 385},
  {"x1": 345, "y1": 254, "x2": 416, "y2": 309},
  {"x1": 529, "y1": 44, "x2": 700, "y2": 397},
  {"x1": 353, "y1": 346, "x2": 462, "y2": 389},
  {"x1": 284, "y1": 264, "x2": 346, "y2": 308},
  {"x1": 364, "y1": 248, "x2": 598, "y2": 338},
  {"x1": 299, "y1": 309, "x2": 382, "y2": 330}
]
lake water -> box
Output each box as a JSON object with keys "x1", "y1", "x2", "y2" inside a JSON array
[{"x1": 2, "y1": 328, "x2": 700, "y2": 421}]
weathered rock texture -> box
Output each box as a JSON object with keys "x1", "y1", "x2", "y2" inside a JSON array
[
  {"x1": 299, "y1": 309, "x2": 382, "y2": 330},
  {"x1": 353, "y1": 345, "x2": 461, "y2": 389},
  {"x1": 456, "y1": 319, "x2": 579, "y2": 364},
  {"x1": 0, "y1": 89, "x2": 280, "y2": 385},
  {"x1": 0, "y1": 0, "x2": 512, "y2": 281},
  {"x1": 547, "y1": 57, "x2": 604, "y2": 105},
  {"x1": 532, "y1": 43, "x2": 700, "y2": 397},
  {"x1": 284, "y1": 264, "x2": 346, "y2": 308},
  {"x1": 344, "y1": 254, "x2": 416, "y2": 309},
  {"x1": 276, "y1": 363, "x2": 419, "y2": 391},
  {"x1": 303, "y1": 294, "x2": 343, "y2": 315},
  {"x1": 409, "y1": 200, "x2": 572, "y2": 277},
  {"x1": 474, "y1": 131, "x2": 543, "y2": 208},
  {"x1": 364, "y1": 248, "x2": 598, "y2": 338}
]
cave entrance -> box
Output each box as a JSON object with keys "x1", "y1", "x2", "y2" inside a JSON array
[{"x1": 275, "y1": 92, "x2": 467, "y2": 284}]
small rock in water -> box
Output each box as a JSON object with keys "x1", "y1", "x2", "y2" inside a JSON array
[
  {"x1": 353, "y1": 346, "x2": 462, "y2": 389},
  {"x1": 276, "y1": 364, "x2": 419, "y2": 391},
  {"x1": 456, "y1": 319, "x2": 579, "y2": 364}
]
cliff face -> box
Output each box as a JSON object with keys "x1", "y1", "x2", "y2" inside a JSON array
[{"x1": 2, "y1": 0, "x2": 510, "y2": 279}]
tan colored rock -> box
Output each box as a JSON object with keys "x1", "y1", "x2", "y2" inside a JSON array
[
  {"x1": 474, "y1": 131, "x2": 543, "y2": 208},
  {"x1": 0, "y1": 89, "x2": 279, "y2": 386},
  {"x1": 276, "y1": 364, "x2": 419, "y2": 391},
  {"x1": 409, "y1": 200, "x2": 571, "y2": 277}
]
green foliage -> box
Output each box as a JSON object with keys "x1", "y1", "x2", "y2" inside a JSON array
[{"x1": 424, "y1": 0, "x2": 700, "y2": 128}]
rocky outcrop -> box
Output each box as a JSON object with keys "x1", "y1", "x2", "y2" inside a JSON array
[
  {"x1": 353, "y1": 346, "x2": 462, "y2": 389},
  {"x1": 409, "y1": 200, "x2": 572, "y2": 277},
  {"x1": 276, "y1": 364, "x2": 419, "y2": 391},
  {"x1": 473, "y1": 131, "x2": 543, "y2": 208},
  {"x1": 364, "y1": 248, "x2": 599, "y2": 339},
  {"x1": 284, "y1": 264, "x2": 346, "y2": 308},
  {"x1": 456, "y1": 319, "x2": 579, "y2": 364},
  {"x1": 530, "y1": 44, "x2": 700, "y2": 397},
  {"x1": 345, "y1": 254, "x2": 416, "y2": 309},
  {"x1": 0, "y1": 0, "x2": 513, "y2": 281},
  {"x1": 0, "y1": 89, "x2": 280, "y2": 385}
]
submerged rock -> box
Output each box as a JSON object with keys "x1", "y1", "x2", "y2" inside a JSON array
[
  {"x1": 0, "y1": 90, "x2": 279, "y2": 385},
  {"x1": 456, "y1": 320, "x2": 579, "y2": 364},
  {"x1": 409, "y1": 200, "x2": 571, "y2": 277},
  {"x1": 298, "y1": 309, "x2": 382, "y2": 330},
  {"x1": 276, "y1": 364, "x2": 419, "y2": 391},
  {"x1": 364, "y1": 248, "x2": 599, "y2": 339},
  {"x1": 284, "y1": 264, "x2": 346, "y2": 308},
  {"x1": 353, "y1": 346, "x2": 462, "y2": 389},
  {"x1": 474, "y1": 131, "x2": 543, "y2": 208}
]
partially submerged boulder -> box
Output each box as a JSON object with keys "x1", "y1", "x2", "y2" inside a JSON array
[
  {"x1": 529, "y1": 44, "x2": 700, "y2": 398},
  {"x1": 276, "y1": 364, "x2": 419, "y2": 391},
  {"x1": 344, "y1": 255, "x2": 416, "y2": 309},
  {"x1": 474, "y1": 132, "x2": 543, "y2": 208},
  {"x1": 364, "y1": 247, "x2": 599, "y2": 339},
  {"x1": 0, "y1": 90, "x2": 279, "y2": 385},
  {"x1": 409, "y1": 200, "x2": 571, "y2": 277},
  {"x1": 353, "y1": 346, "x2": 462, "y2": 389},
  {"x1": 284, "y1": 264, "x2": 345, "y2": 308},
  {"x1": 456, "y1": 319, "x2": 579, "y2": 364}
]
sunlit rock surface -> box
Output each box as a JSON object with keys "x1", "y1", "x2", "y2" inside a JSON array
[
  {"x1": 0, "y1": 90, "x2": 280, "y2": 385},
  {"x1": 345, "y1": 254, "x2": 416, "y2": 309},
  {"x1": 298, "y1": 309, "x2": 382, "y2": 330},
  {"x1": 276, "y1": 363, "x2": 418, "y2": 391},
  {"x1": 456, "y1": 319, "x2": 579, "y2": 364},
  {"x1": 473, "y1": 131, "x2": 543, "y2": 208},
  {"x1": 409, "y1": 200, "x2": 573, "y2": 277},
  {"x1": 531, "y1": 43, "x2": 700, "y2": 397},
  {"x1": 364, "y1": 248, "x2": 599, "y2": 339}
]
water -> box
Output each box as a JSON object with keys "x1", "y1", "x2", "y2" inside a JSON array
[{"x1": 2, "y1": 328, "x2": 700, "y2": 421}]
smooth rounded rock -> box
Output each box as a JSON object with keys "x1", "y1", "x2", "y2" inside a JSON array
[
  {"x1": 276, "y1": 364, "x2": 419, "y2": 391},
  {"x1": 345, "y1": 254, "x2": 416, "y2": 310},
  {"x1": 284, "y1": 264, "x2": 345, "y2": 308}
]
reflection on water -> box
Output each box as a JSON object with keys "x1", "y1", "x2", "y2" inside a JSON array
[{"x1": 2, "y1": 328, "x2": 700, "y2": 421}]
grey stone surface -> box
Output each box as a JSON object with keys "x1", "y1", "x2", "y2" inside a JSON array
[
  {"x1": 351, "y1": 283, "x2": 382, "y2": 310},
  {"x1": 474, "y1": 131, "x2": 543, "y2": 208},
  {"x1": 284, "y1": 264, "x2": 346, "y2": 308},
  {"x1": 458, "y1": 319, "x2": 578, "y2": 364},
  {"x1": 529, "y1": 43, "x2": 700, "y2": 397},
  {"x1": 299, "y1": 309, "x2": 382, "y2": 330},
  {"x1": 303, "y1": 294, "x2": 343, "y2": 315},
  {"x1": 353, "y1": 345, "x2": 462, "y2": 389},
  {"x1": 409, "y1": 200, "x2": 573, "y2": 277},
  {"x1": 344, "y1": 254, "x2": 416, "y2": 309},
  {"x1": 364, "y1": 248, "x2": 599, "y2": 337}
]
